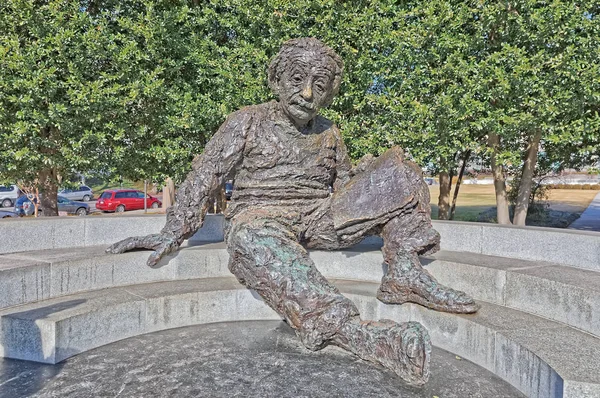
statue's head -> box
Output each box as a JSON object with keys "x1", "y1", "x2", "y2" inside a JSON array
[{"x1": 268, "y1": 38, "x2": 344, "y2": 127}]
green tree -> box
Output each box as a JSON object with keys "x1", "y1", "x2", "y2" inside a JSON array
[
  {"x1": 473, "y1": 1, "x2": 600, "y2": 225},
  {"x1": 0, "y1": 0, "x2": 174, "y2": 214},
  {"x1": 2, "y1": 0, "x2": 598, "y2": 223}
]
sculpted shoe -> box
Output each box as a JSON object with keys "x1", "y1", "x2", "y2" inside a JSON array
[
  {"x1": 335, "y1": 319, "x2": 431, "y2": 386},
  {"x1": 377, "y1": 270, "x2": 480, "y2": 314}
]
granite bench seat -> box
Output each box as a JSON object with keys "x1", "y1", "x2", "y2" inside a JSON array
[
  {"x1": 1, "y1": 277, "x2": 598, "y2": 398},
  {"x1": 2, "y1": 243, "x2": 600, "y2": 340},
  {"x1": 424, "y1": 250, "x2": 600, "y2": 338}
]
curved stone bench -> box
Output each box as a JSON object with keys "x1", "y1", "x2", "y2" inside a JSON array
[
  {"x1": 1, "y1": 277, "x2": 598, "y2": 398},
  {"x1": 2, "y1": 216, "x2": 600, "y2": 398},
  {"x1": 423, "y1": 251, "x2": 600, "y2": 339},
  {"x1": 2, "y1": 215, "x2": 599, "y2": 272},
  {"x1": 2, "y1": 243, "x2": 600, "y2": 340}
]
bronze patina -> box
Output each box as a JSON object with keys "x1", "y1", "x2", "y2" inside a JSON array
[{"x1": 108, "y1": 38, "x2": 479, "y2": 386}]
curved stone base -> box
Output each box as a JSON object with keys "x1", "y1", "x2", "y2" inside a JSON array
[
  {"x1": 1, "y1": 320, "x2": 524, "y2": 398},
  {"x1": 3, "y1": 277, "x2": 599, "y2": 397}
]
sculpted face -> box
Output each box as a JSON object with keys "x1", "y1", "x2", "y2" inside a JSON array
[{"x1": 278, "y1": 51, "x2": 336, "y2": 127}]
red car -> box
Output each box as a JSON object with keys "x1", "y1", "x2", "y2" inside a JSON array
[{"x1": 96, "y1": 189, "x2": 162, "y2": 213}]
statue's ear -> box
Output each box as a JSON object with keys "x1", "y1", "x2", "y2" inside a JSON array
[
  {"x1": 322, "y1": 73, "x2": 342, "y2": 107},
  {"x1": 267, "y1": 63, "x2": 281, "y2": 97}
]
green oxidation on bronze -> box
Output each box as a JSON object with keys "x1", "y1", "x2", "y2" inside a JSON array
[{"x1": 107, "y1": 38, "x2": 479, "y2": 386}]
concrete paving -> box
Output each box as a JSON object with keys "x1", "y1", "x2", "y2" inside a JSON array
[
  {"x1": 0, "y1": 320, "x2": 524, "y2": 398},
  {"x1": 568, "y1": 191, "x2": 600, "y2": 232}
]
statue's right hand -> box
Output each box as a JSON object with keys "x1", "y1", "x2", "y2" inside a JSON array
[{"x1": 106, "y1": 233, "x2": 179, "y2": 268}]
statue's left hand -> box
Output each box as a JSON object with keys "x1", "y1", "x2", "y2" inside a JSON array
[{"x1": 106, "y1": 233, "x2": 180, "y2": 268}]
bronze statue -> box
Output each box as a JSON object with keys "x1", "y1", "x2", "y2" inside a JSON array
[{"x1": 108, "y1": 38, "x2": 479, "y2": 386}]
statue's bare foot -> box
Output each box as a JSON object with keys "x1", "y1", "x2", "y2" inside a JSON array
[
  {"x1": 377, "y1": 271, "x2": 480, "y2": 314},
  {"x1": 335, "y1": 319, "x2": 431, "y2": 386}
]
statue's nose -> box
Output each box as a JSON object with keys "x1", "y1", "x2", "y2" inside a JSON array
[{"x1": 301, "y1": 83, "x2": 313, "y2": 101}]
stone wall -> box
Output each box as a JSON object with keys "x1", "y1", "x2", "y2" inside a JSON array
[{"x1": 1, "y1": 215, "x2": 598, "y2": 271}]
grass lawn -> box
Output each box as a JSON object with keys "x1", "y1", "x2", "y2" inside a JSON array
[
  {"x1": 428, "y1": 184, "x2": 599, "y2": 222},
  {"x1": 89, "y1": 180, "x2": 149, "y2": 195}
]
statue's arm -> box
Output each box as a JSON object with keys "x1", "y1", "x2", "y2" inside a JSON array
[
  {"x1": 161, "y1": 111, "x2": 248, "y2": 242},
  {"x1": 107, "y1": 110, "x2": 250, "y2": 267},
  {"x1": 332, "y1": 126, "x2": 353, "y2": 191}
]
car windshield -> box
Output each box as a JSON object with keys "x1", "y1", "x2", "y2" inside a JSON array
[{"x1": 100, "y1": 192, "x2": 112, "y2": 199}]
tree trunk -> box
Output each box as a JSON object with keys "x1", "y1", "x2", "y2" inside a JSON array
[
  {"x1": 488, "y1": 133, "x2": 512, "y2": 224},
  {"x1": 215, "y1": 187, "x2": 227, "y2": 214},
  {"x1": 163, "y1": 177, "x2": 175, "y2": 210},
  {"x1": 450, "y1": 150, "x2": 471, "y2": 220},
  {"x1": 437, "y1": 170, "x2": 452, "y2": 220},
  {"x1": 38, "y1": 168, "x2": 59, "y2": 216},
  {"x1": 513, "y1": 131, "x2": 543, "y2": 226}
]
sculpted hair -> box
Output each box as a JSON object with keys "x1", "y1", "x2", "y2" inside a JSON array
[{"x1": 268, "y1": 38, "x2": 344, "y2": 107}]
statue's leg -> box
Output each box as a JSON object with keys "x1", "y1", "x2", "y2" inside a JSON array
[
  {"x1": 326, "y1": 146, "x2": 479, "y2": 314},
  {"x1": 377, "y1": 211, "x2": 480, "y2": 313},
  {"x1": 227, "y1": 211, "x2": 431, "y2": 385}
]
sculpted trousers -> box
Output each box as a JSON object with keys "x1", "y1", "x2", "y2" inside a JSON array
[{"x1": 227, "y1": 147, "x2": 439, "y2": 349}]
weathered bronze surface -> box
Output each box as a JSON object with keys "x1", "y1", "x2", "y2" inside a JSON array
[{"x1": 108, "y1": 38, "x2": 479, "y2": 385}]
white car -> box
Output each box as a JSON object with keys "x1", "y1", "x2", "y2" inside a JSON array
[
  {"x1": 58, "y1": 185, "x2": 94, "y2": 201},
  {"x1": 0, "y1": 185, "x2": 20, "y2": 207}
]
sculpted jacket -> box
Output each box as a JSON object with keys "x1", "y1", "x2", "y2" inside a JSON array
[{"x1": 161, "y1": 101, "x2": 353, "y2": 244}]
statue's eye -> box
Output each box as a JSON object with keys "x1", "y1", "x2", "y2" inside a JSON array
[{"x1": 292, "y1": 75, "x2": 303, "y2": 83}]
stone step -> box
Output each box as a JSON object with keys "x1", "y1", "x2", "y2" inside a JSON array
[
  {"x1": 2, "y1": 243, "x2": 599, "y2": 340},
  {"x1": 0, "y1": 243, "x2": 232, "y2": 310},
  {"x1": 0, "y1": 277, "x2": 598, "y2": 398},
  {"x1": 424, "y1": 250, "x2": 600, "y2": 339}
]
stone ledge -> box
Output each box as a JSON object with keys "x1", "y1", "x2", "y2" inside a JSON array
[
  {"x1": 433, "y1": 221, "x2": 600, "y2": 272},
  {"x1": 425, "y1": 251, "x2": 600, "y2": 338},
  {"x1": 0, "y1": 214, "x2": 224, "y2": 255},
  {"x1": 2, "y1": 216, "x2": 599, "y2": 271},
  {"x1": 1, "y1": 277, "x2": 599, "y2": 398},
  {"x1": 2, "y1": 244, "x2": 599, "y2": 341},
  {"x1": 0, "y1": 242, "x2": 384, "y2": 310}
]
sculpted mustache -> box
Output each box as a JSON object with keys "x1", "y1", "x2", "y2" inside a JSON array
[{"x1": 291, "y1": 99, "x2": 315, "y2": 110}]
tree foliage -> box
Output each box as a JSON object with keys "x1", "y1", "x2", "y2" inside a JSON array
[{"x1": 1, "y1": 0, "x2": 598, "y2": 221}]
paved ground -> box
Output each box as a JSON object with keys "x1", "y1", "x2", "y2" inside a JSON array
[
  {"x1": 568, "y1": 191, "x2": 600, "y2": 232},
  {"x1": 0, "y1": 321, "x2": 523, "y2": 398}
]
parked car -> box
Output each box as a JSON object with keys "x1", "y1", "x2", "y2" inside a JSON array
[
  {"x1": 14, "y1": 195, "x2": 36, "y2": 216},
  {"x1": 0, "y1": 185, "x2": 20, "y2": 207},
  {"x1": 57, "y1": 195, "x2": 90, "y2": 216},
  {"x1": 15, "y1": 195, "x2": 90, "y2": 216},
  {"x1": 96, "y1": 189, "x2": 162, "y2": 213},
  {"x1": 0, "y1": 209, "x2": 18, "y2": 218},
  {"x1": 58, "y1": 185, "x2": 93, "y2": 201}
]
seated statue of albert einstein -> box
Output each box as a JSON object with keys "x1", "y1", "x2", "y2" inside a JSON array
[{"x1": 108, "y1": 37, "x2": 479, "y2": 386}]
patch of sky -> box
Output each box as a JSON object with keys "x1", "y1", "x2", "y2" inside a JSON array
[{"x1": 367, "y1": 76, "x2": 387, "y2": 95}]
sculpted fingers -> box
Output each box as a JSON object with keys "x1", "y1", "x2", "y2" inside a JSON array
[
  {"x1": 106, "y1": 233, "x2": 179, "y2": 268},
  {"x1": 106, "y1": 234, "x2": 165, "y2": 254},
  {"x1": 106, "y1": 237, "x2": 141, "y2": 254},
  {"x1": 146, "y1": 243, "x2": 173, "y2": 268}
]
